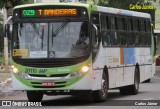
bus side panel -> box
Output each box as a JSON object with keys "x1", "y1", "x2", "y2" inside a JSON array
[
  {"x1": 108, "y1": 68, "x2": 123, "y2": 88},
  {"x1": 105, "y1": 47, "x2": 123, "y2": 88},
  {"x1": 135, "y1": 48, "x2": 153, "y2": 82},
  {"x1": 135, "y1": 48, "x2": 145, "y2": 82},
  {"x1": 124, "y1": 67, "x2": 134, "y2": 86},
  {"x1": 139, "y1": 65, "x2": 145, "y2": 82},
  {"x1": 92, "y1": 45, "x2": 106, "y2": 90},
  {"x1": 144, "y1": 48, "x2": 152, "y2": 81},
  {"x1": 108, "y1": 66, "x2": 135, "y2": 88},
  {"x1": 73, "y1": 70, "x2": 102, "y2": 90}
]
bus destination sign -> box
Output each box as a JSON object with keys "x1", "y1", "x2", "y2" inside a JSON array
[{"x1": 21, "y1": 8, "x2": 77, "y2": 17}]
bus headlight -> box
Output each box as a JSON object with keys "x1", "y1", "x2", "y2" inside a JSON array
[
  {"x1": 81, "y1": 65, "x2": 90, "y2": 73},
  {"x1": 68, "y1": 65, "x2": 90, "y2": 78},
  {"x1": 12, "y1": 67, "x2": 29, "y2": 79},
  {"x1": 78, "y1": 65, "x2": 90, "y2": 75},
  {"x1": 13, "y1": 67, "x2": 18, "y2": 74}
]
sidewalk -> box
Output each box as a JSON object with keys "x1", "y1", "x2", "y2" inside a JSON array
[
  {"x1": 0, "y1": 72, "x2": 11, "y2": 82},
  {"x1": 0, "y1": 69, "x2": 12, "y2": 98}
]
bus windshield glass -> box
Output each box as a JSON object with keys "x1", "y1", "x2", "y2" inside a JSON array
[{"x1": 12, "y1": 21, "x2": 90, "y2": 58}]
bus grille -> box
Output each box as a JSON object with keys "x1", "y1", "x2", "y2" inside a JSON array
[
  {"x1": 28, "y1": 73, "x2": 69, "y2": 77},
  {"x1": 13, "y1": 55, "x2": 89, "y2": 68},
  {"x1": 32, "y1": 85, "x2": 66, "y2": 88}
]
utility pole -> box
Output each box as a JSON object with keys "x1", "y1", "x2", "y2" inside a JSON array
[{"x1": 3, "y1": 8, "x2": 9, "y2": 68}]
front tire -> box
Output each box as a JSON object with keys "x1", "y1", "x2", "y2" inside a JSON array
[
  {"x1": 27, "y1": 91, "x2": 43, "y2": 102},
  {"x1": 92, "y1": 72, "x2": 108, "y2": 102}
]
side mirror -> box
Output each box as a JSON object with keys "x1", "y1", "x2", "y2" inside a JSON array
[
  {"x1": 92, "y1": 24, "x2": 98, "y2": 36},
  {"x1": 5, "y1": 24, "x2": 11, "y2": 40},
  {"x1": 92, "y1": 24, "x2": 101, "y2": 43}
]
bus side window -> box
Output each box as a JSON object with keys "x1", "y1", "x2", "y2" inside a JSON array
[
  {"x1": 110, "y1": 16, "x2": 117, "y2": 30},
  {"x1": 146, "y1": 20, "x2": 151, "y2": 32},
  {"x1": 133, "y1": 32, "x2": 138, "y2": 46},
  {"x1": 132, "y1": 19, "x2": 139, "y2": 46},
  {"x1": 100, "y1": 14, "x2": 110, "y2": 47},
  {"x1": 126, "y1": 18, "x2": 133, "y2": 46},
  {"x1": 110, "y1": 16, "x2": 118, "y2": 46},
  {"x1": 146, "y1": 20, "x2": 151, "y2": 46},
  {"x1": 102, "y1": 30, "x2": 111, "y2": 46}
]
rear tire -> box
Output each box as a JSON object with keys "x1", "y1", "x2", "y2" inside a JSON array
[
  {"x1": 129, "y1": 67, "x2": 139, "y2": 95},
  {"x1": 92, "y1": 72, "x2": 108, "y2": 102},
  {"x1": 119, "y1": 67, "x2": 139, "y2": 95},
  {"x1": 27, "y1": 91, "x2": 43, "y2": 102}
]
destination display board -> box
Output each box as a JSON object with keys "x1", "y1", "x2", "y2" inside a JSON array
[{"x1": 21, "y1": 8, "x2": 78, "y2": 17}]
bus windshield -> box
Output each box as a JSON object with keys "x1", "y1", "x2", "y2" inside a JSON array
[{"x1": 12, "y1": 21, "x2": 90, "y2": 59}]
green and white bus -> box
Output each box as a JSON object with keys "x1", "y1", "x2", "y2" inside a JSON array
[{"x1": 9, "y1": 3, "x2": 156, "y2": 101}]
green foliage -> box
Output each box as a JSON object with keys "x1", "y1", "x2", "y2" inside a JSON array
[
  {"x1": 0, "y1": 0, "x2": 33, "y2": 9},
  {"x1": 98, "y1": 0, "x2": 108, "y2": 6},
  {"x1": 111, "y1": 0, "x2": 145, "y2": 9},
  {"x1": 0, "y1": 32, "x2": 4, "y2": 52}
]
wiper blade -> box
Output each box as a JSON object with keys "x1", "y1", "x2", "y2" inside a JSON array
[
  {"x1": 51, "y1": 20, "x2": 70, "y2": 45},
  {"x1": 41, "y1": 27, "x2": 44, "y2": 50},
  {"x1": 31, "y1": 23, "x2": 39, "y2": 34},
  {"x1": 52, "y1": 20, "x2": 69, "y2": 37}
]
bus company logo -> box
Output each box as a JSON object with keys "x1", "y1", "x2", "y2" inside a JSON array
[
  {"x1": 39, "y1": 69, "x2": 47, "y2": 73},
  {"x1": 57, "y1": 69, "x2": 70, "y2": 72},
  {"x1": 2, "y1": 101, "x2": 11, "y2": 106}
]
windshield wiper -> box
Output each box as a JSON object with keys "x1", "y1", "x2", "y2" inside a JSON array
[
  {"x1": 52, "y1": 20, "x2": 69, "y2": 37},
  {"x1": 51, "y1": 20, "x2": 70, "y2": 45},
  {"x1": 31, "y1": 23, "x2": 39, "y2": 34},
  {"x1": 41, "y1": 27, "x2": 44, "y2": 50}
]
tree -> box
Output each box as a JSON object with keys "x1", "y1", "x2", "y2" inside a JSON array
[
  {"x1": 0, "y1": 17, "x2": 3, "y2": 52},
  {"x1": 107, "y1": 0, "x2": 145, "y2": 9},
  {"x1": 0, "y1": 0, "x2": 33, "y2": 9},
  {"x1": 88, "y1": 0, "x2": 146, "y2": 9}
]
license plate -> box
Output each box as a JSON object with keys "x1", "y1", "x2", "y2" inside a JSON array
[{"x1": 42, "y1": 82, "x2": 55, "y2": 86}]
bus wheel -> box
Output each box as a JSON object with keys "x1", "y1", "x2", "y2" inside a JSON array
[
  {"x1": 92, "y1": 72, "x2": 108, "y2": 102},
  {"x1": 27, "y1": 91, "x2": 43, "y2": 102},
  {"x1": 129, "y1": 67, "x2": 139, "y2": 95}
]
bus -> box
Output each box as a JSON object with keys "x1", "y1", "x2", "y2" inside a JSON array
[{"x1": 8, "y1": 3, "x2": 155, "y2": 102}]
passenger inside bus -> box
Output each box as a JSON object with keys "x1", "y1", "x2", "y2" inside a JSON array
[
  {"x1": 102, "y1": 31, "x2": 111, "y2": 46},
  {"x1": 76, "y1": 22, "x2": 89, "y2": 45}
]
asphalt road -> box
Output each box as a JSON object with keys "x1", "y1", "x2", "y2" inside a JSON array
[{"x1": 1, "y1": 67, "x2": 160, "y2": 108}]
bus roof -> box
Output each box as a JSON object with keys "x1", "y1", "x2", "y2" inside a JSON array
[
  {"x1": 14, "y1": 3, "x2": 150, "y2": 19},
  {"x1": 97, "y1": 6, "x2": 150, "y2": 19}
]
